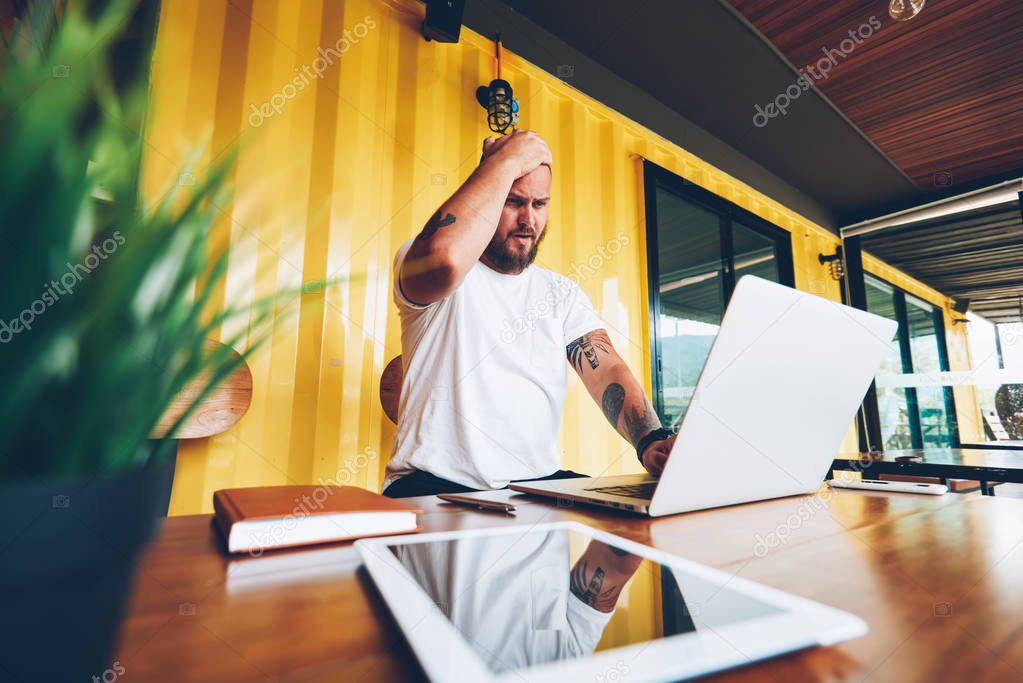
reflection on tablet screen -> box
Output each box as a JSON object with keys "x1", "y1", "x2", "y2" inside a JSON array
[{"x1": 386, "y1": 528, "x2": 781, "y2": 674}]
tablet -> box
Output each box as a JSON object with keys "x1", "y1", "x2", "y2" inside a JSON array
[{"x1": 356, "y1": 521, "x2": 866, "y2": 682}]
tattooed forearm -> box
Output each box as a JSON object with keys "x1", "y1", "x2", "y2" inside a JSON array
[
  {"x1": 569, "y1": 560, "x2": 619, "y2": 613},
  {"x1": 566, "y1": 330, "x2": 612, "y2": 373},
  {"x1": 623, "y1": 399, "x2": 660, "y2": 446},
  {"x1": 571, "y1": 329, "x2": 660, "y2": 449},
  {"x1": 417, "y1": 210, "x2": 456, "y2": 240},
  {"x1": 601, "y1": 383, "x2": 624, "y2": 427}
]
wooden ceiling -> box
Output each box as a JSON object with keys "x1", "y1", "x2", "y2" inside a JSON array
[
  {"x1": 483, "y1": 0, "x2": 1023, "y2": 319},
  {"x1": 861, "y1": 200, "x2": 1023, "y2": 323},
  {"x1": 730, "y1": 0, "x2": 1023, "y2": 192}
]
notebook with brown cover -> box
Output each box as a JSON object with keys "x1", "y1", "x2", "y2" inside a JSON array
[{"x1": 213, "y1": 485, "x2": 421, "y2": 554}]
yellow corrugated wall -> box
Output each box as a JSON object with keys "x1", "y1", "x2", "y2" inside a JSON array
[{"x1": 145, "y1": 0, "x2": 979, "y2": 515}]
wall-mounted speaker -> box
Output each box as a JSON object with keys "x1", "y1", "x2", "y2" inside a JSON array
[
  {"x1": 422, "y1": 0, "x2": 465, "y2": 43},
  {"x1": 952, "y1": 298, "x2": 971, "y2": 315}
]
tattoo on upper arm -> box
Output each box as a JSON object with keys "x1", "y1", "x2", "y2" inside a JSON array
[
  {"x1": 417, "y1": 210, "x2": 456, "y2": 240},
  {"x1": 569, "y1": 560, "x2": 618, "y2": 613},
  {"x1": 623, "y1": 400, "x2": 659, "y2": 446},
  {"x1": 566, "y1": 330, "x2": 612, "y2": 373},
  {"x1": 601, "y1": 383, "x2": 625, "y2": 427}
]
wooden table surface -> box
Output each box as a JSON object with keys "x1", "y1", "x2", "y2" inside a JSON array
[{"x1": 115, "y1": 487, "x2": 1023, "y2": 682}]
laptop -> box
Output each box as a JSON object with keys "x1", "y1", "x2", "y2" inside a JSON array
[{"x1": 510, "y1": 275, "x2": 898, "y2": 517}]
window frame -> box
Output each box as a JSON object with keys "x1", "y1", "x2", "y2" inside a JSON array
[{"x1": 642, "y1": 160, "x2": 795, "y2": 422}]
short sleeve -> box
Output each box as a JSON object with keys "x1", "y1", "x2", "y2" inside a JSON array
[
  {"x1": 560, "y1": 277, "x2": 605, "y2": 345},
  {"x1": 393, "y1": 239, "x2": 433, "y2": 311},
  {"x1": 564, "y1": 589, "x2": 616, "y2": 653}
]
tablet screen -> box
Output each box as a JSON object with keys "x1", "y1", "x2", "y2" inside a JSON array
[{"x1": 386, "y1": 526, "x2": 783, "y2": 674}]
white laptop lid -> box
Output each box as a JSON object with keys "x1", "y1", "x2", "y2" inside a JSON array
[{"x1": 649, "y1": 276, "x2": 898, "y2": 517}]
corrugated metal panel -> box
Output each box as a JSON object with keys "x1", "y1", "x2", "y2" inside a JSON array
[
  {"x1": 862, "y1": 202, "x2": 1023, "y2": 324},
  {"x1": 145, "y1": 0, "x2": 976, "y2": 515}
]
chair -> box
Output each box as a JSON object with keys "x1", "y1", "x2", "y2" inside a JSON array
[
  {"x1": 380, "y1": 355, "x2": 403, "y2": 424},
  {"x1": 983, "y1": 409, "x2": 1011, "y2": 441}
]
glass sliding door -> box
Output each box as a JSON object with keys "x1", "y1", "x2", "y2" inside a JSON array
[
  {"x1": 865, "y1": 277, "x2": 913, "y2": 448},
  {"x1": 864, "y1": 274, "x2": 958, "y2": 449},
  {"x1": 905, "y1": 294, "x2": 956, "y2": 447},
  {"x1": 644, "y1": 162, "x2": 793, "y2": 427}
]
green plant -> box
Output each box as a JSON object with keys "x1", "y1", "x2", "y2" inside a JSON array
[{"x1": 0, "y1": 0, "x2": 319, "y2": 479}]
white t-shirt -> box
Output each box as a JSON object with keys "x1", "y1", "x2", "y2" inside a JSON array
[
  {"x1": 386, "y1": 239, "x2": 604, "y2": 490},
  {"x1": 393, "y1": 531, "x2": 614, "y2": 670}
]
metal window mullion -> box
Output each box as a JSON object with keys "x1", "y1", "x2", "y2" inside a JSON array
[
  {"x1": 720, "y1": 214, "x2": 735, "y2": 300},
  {"x1": 642, "y1": 162, "x2": 665, "y2": 422},
  {"x1": 933, "y1": 307, "x2": 960, "y2": 447},
  {"x1": 893, "y1": 290, "x2": 924, "y2": 449}
]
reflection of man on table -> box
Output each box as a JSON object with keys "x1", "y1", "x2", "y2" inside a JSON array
[
  {"x1": 569, "y1": 540, "x2": 642, "y2": 613},
  {"x1": 393, "y1": 532, "x2": 641, "y2": 671}
]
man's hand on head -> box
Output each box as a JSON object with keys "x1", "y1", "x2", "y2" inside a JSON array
[
  {"x1": 640, "y1": 433, "x2": 676, "y2": 477},
  {"x1": 400, "y1": 131, "x2": 552, "y2": 306},
  {"x1": 479, "y1": 129, "x2": 552, "y2": 179}
]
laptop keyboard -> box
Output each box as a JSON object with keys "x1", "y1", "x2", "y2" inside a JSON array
[{"x1": 584, "y1": 482, "x2": 658, "y2": 500}]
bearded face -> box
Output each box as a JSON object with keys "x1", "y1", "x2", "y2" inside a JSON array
[
  {"x1": 481, "y1": 165, "x2": 551, "y2": 274},
  {"x1": 482, "y1": 222, "x2": 548, "y2": 273}
]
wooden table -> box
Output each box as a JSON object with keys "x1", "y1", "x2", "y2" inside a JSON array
[
  {"x1": 833, "y1": 447, "x2": 1023, "y2": 495},
  {"x1": 115, "y1": 488, "x2": 1023, "y2": 682}
]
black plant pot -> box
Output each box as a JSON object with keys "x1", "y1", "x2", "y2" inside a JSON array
[{"x1": 0, "y1": 457, "x2": 175, "y2": 681}]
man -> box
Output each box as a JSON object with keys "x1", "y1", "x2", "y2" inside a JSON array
[{"x1": 383, "y1": 129, "x2": 676, "y2": 498}]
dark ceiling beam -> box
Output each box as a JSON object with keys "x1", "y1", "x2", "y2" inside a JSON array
[
  {"x1": 856, "y1": 205, "x2": 1021, "y2": 242},
  {"x1": 872, "y1": 242, "x2": 1023, "y2": 265},
  {"x1": 867, "y1": 240, "x2": 1023, "y2": 266},
  {"x1": 909, "y1": 255, "x2": 1023, "y2": 272},
  {"x1": 845, "y1": 167, "x2": 1023, "y2": 227},
  {"x1": 970, "y1": 305, "x2": 1023, "y2": 316},
  {"x1": 947, "y1": 280, "x2": 1023, "y2": 294},
  {"x1": 928, "y1": 263, "x2": 1023, "y2": 280}
]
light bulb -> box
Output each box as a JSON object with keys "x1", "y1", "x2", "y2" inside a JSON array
[{"x1": 889, "y1": 0, "x2": 925, "y2": 22}]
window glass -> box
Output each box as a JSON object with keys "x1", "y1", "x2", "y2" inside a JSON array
[
  {"x1": 964, "y1": 316, "x2": 1023, "y2": 442},
  {"x1": 865, "y1": 276, "x2": 912, "y2": 448},
  {"x1": 998, "y1": 323, "x2": 1023, "y2": 369},
  {"x1": 905, "y1": 294, "x2": 952, "y2": 447},
  {"x1": 993, "y1": 323, "x2": 1023, "y2": 440},
  {"x1": 732, "y1": 221, "x2": 781, "y2": 284},
  {"x1": 648, "y1": 178, "x2": 790, "y2": 428},
  {"x1": 653, "y1": 192, "x2": 723, "y2": 427}
]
